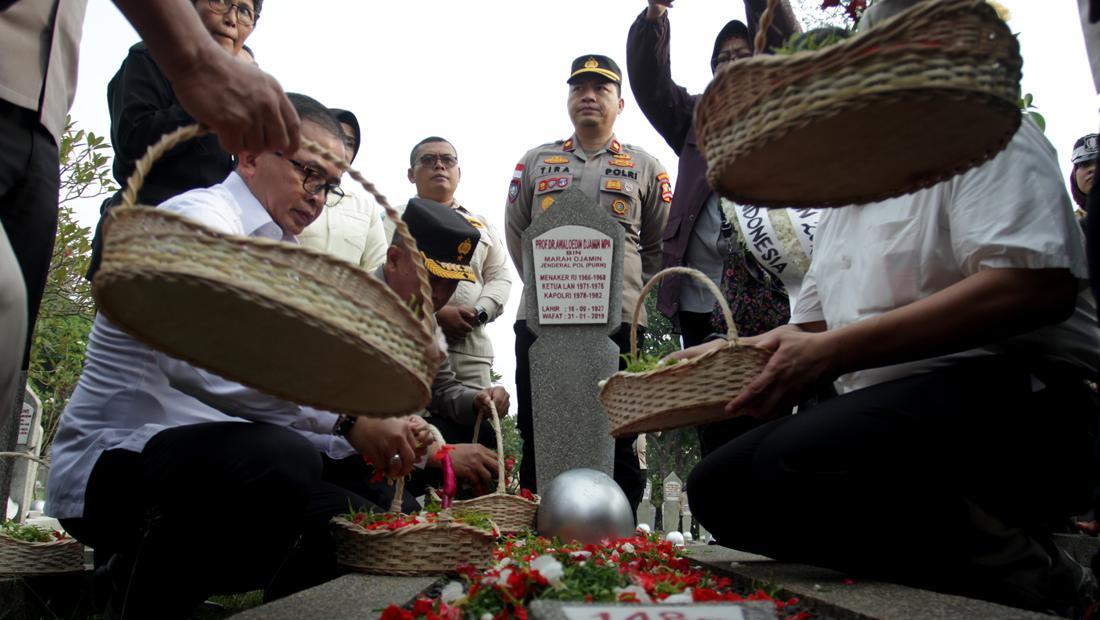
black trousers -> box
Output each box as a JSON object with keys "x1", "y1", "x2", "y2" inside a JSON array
[
  {"x1": 0, "y1": 100, "x2": 60, "y2": 369},
  {"x1": 60, "y1": 422, "x2": 383, "y2": 618},
  {"x1": 513, "y1": 320, "x2": 645, "y2": 512},
  {"x1": 688, "y1": 356, "x2": 1097, "y2": 609},
  {"x1": 679, "y1": 310, "x2": 772, "y2": 457}
]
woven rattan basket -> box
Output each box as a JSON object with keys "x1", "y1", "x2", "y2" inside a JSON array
[
  {"x1": 695, "y1": 0, "x2": 1022, "y2": 208},
  {"x1": 93, "y1": 125, "x2": 443, "y2": 416},
  {"x1": 447, "y1": 402, "x2": 538, "y2": 534},
  {"x1": 598, "y1": 267, "x2": 770, "y2": 437},
  {"x1": 331, "y1": 477, "x2": 499, "y2": 576},
  {"x1": 0, "y1": 453, "x2": 84, "y2": 576}
]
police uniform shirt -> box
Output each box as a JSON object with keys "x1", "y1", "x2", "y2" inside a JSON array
[{"x1": 505, "y1": 134, "x2": 671, "y2": 326}]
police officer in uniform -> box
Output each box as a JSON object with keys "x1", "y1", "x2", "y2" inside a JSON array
[{"x1": 505, "y1": 54, "x2": 671, "y2": 511}]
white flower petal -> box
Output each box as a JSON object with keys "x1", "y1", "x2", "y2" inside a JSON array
[
  {"x1": 441, "y1": 581, "x2": 464, "y2": 604},
  {"x1": 529, "y1": 555, "x2": 565, "y2": 584},
  {"x1": 661, "y1": 589, "x2": 693, "y2": 604}
]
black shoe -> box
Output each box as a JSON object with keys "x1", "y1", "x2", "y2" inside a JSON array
[{"x1": 1047, "y1": 545, "x2": 1098, "y2": 618}]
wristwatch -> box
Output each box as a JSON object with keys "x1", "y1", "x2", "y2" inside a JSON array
[
  {"x1": 474, "y1": 305, "x2": 489, "y2": 325},
  {"x1": 332, "y1": 414, "x2": 357, "y2": 437}
]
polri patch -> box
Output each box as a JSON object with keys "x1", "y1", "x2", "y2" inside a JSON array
[{"x1": 508, "y1": 179, "x2": 520, "y2": 202}]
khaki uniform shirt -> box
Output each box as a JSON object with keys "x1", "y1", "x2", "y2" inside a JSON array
[
  {"x1": 0, "y1": 0, "x2": 87, "y2": 144},
  {"x1": 505, "y1": 135, "x2": 671, "y2": 326},
  {"x1": 298, "y1": 188, "x2": 388, "y2": 271},
  {"x1": 446, "y1": 202, "x2": 512, "y2": 388}
]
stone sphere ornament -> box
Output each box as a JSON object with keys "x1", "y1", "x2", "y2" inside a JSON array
[
  {"x1": 636, "y1": 523, "x2": 652, "y2": 534},
  {"x1": 665, "y1": 531, "x2": 685, "y2": 546},
  {"x1": 537, "y1": 468, "x2": 634, "y2": 543}
]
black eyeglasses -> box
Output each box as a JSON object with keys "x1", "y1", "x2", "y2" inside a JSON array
[
  {"x1": 282, "y1": 156, "x2": 345, "y2": 205},
  {"x1": 206, "y1": 0, "x2": 258, "y2": 28},
  {"x1": 416, "y1": 154, "x2": 458, "y2": 169}
]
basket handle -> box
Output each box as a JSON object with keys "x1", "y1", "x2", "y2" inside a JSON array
[
  {"x1": 392, "y1": 423, "x2": 447, "y2": 513},
  {"x1": 630, "y1": 266, "x2": 737, "y2": 359},
  {"x1": 753, "y1": 0, "x2": 783, "y2": 55},
  {"x1": 116, "y1": 124, "x2": 437, "y2": 332},
  {"x1": 471, "y1": 401, "x2": 507, "y2": 494}
]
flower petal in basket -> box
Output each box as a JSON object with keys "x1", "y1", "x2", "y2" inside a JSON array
[
  {"x1": 0, "y1": 533, "x2": 84, "y2": 576},
  {"x1": 93, "y1": 125, "x2": 444, "y2": 417},
  {"x1": 695, "y1": 0, "x2": 1022, "y2": 208},
  {"x1": 599, "y1": 340, "x2": 770, "y2": 437},
  {"x1": 330, "y1": 515, "x2": 498, "y2": 576},
  {"x1": 599, "y1": 266, "x2": 770, "y2": 437},
  {"x1": 94, "y1": 209, "x2": 440, "y2": 416},
  {"x1": 447, "y1": 492, "x2": 539, "y2": 535}
]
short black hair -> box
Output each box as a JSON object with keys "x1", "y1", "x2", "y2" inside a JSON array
[
  {"x1": 409, "y1": 136, "x2": 457, "y2": 167},
  {"x1": 286, "y1": 92, "x2": 343, "y2": 145}
]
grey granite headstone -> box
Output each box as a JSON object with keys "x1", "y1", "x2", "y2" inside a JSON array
[
  {"x1": 9, "y1": 386, "x2": 41, "y2": 521},
  {"x1": 522, "y1": 187, "x2": 625, "y2": 493},
  {"x1": 662, "y1": 472, "x2": 682, "y2": 533},
  {"x1": 681, "y1": 488, "x2": 693, "y2": 537},
  {"x1": 636, "y1": 499, "x2": 655, "y2": 531}
]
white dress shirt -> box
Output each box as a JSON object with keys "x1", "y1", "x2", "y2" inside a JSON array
[
  {"x1": 298, "y1": 187, "x2": 388, "y2": 271},
  {"x1": 792, "y1": 120, "x2": 1100, "y2": 394},
  {"x1": 46, "y1": 172, "x2": 355, "y2": 520}
]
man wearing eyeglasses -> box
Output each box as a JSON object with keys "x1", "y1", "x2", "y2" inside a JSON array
[
  {"x1": 299, "y1": 108, "x2": 388, "y2": 271},
  {"x1": 45, "y1": 93, "x2": 425, "y2": 616},
  {"x1": 401, "y1": 137, "x2": 512, "y2": 398}
]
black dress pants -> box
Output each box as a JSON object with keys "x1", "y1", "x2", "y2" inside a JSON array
[
  {"x1": 60, "y1": 422, "x2": 383, "y2": 618},
  {"x1": 514, "y1": 320, "x2": 645, "y2": 512},
  {"x1": 688, "y1": 356, "x2": 1097, "y2": 610},
  {"x1": 0, "y1": 100, "x2": 60, "y2": 369}
]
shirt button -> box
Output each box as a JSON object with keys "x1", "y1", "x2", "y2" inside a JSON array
[
  {"x1": 840, "y1": 255, "x2": 851, "y2": 269},
  {"x1": 688, "y1": 214, "x2": 696, "y2": 221}
]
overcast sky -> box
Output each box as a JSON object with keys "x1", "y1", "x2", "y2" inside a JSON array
[{"x1": 69, "y1": 0, "x2": 1099, "y2": 402}]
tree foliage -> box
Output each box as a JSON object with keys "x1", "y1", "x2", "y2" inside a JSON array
[{"x1": 29, "y1": 117, "x2": 114, "y2": 455}]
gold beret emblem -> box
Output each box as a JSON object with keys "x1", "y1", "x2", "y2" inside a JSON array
[
  {"x1": 584, "y1": 57, "x2": 599, "y2": 69},
  {"x1": 457, "y1": 237, "x2": 473, "y2": 261}
]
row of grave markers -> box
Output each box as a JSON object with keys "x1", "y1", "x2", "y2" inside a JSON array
[{"x1": 636, "y1": 472, "x2": 710, "y2": 542}]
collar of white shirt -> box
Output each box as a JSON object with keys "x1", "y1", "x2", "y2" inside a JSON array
[{"x1": 224, "y1": 172, "x2": 296, "y2": 243}]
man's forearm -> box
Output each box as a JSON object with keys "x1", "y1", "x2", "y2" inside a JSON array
[
  {"x1": 825, "y1": 268, "x2": 1077, "y2": 377},
  {"x1": 110, "y1": 0, "x2": 223, "y2": 83}
]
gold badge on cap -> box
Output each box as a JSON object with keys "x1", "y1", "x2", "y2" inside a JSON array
[
  {"x1": 456, "y1": 237, "x2": 473, "y2": 261},
  {"x1": 585, "y1": 57, "x2": 599, "y2": 69}
]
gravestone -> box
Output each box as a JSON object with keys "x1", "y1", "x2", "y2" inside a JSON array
[
  {"x1": 522, "y1": 187, "x2": 625, "y2": 493},
  {"x1": 681, "y1": 489, "x2": 693, "y2": 539},
  {"x1": 662, "y1": 472, "x2": 682, "y2": 533},
  {"x1": 9, "y1": 386, "x2": 42, "y2": 521},
  {"x1": 636, "y1": 481, "x2": 655, "y2": 530}
]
